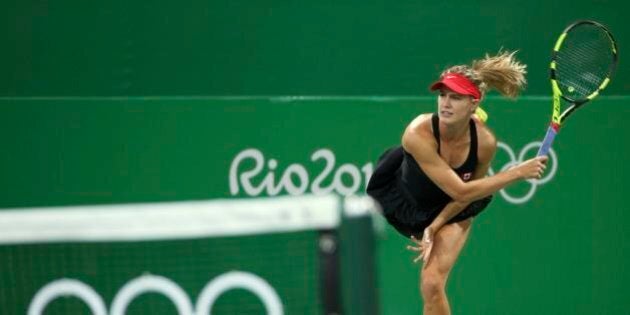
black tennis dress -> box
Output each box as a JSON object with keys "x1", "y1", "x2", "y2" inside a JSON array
[{"x1": 366, "y1": 113, "x2": 492, "y2": 238}]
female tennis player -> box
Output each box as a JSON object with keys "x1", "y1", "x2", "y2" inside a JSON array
[{"x1": 366, "y1": 51, "x2": 547, "y2": 315}]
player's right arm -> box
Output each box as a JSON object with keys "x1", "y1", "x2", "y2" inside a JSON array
[{"x1": 401, "y1": 122, "x2": 547, "y2": 204}]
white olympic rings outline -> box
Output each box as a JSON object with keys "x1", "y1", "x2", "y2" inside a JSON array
[
  {"x1": 28, "y1": 279, "x2": 107, "y2": 315},
  {"x1": 28, "y1": 271, "x2": 283, "y2": 315},
  {"x1": 488, "y1": 141, "x2": 558, "y2": 204}
]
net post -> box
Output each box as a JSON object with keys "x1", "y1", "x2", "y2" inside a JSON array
[
  {"x1": 339, "y1": 195, "x2": 380, "y2": 315},
  {"x1": 318, "y1": 228, "x2": 342, "y2": 315}
]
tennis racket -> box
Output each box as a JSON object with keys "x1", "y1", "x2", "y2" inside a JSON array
[{"x1": 537, "y1": 20, "x2": 618, "y2": 156}]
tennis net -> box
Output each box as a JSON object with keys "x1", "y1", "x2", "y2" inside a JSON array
[{"x1": 0, "y1": 194, "x2": 378, "y2": 315}]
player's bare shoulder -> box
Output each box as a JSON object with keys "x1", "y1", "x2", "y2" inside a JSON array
[
  {"x1": 474, "y1": 119, "x2": 498, "y2": 163},
  {"x1": 402, "y1": 113, "x2": 437, "y2": 156},
  {"x1": 405, "y1": 113, "x2": 433, "y2": 135}
]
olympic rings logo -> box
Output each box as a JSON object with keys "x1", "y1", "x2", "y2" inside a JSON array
[
  {"x1": 28, "y1": 271, "x2": 283, "y2": 315},
  {"x1": 488, "y1": 141, "x2": 558, "y2": 204}
]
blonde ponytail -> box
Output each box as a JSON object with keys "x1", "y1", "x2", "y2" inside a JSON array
[
  {"x1": 471, "y1": 51, "x2": 527, "y2": 98},
  {"x1": 441, "y1": 50, "x2": 527, "y2": 99}
]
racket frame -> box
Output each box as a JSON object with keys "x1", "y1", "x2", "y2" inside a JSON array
[{"x1": 537, "y1": 20, "x2": 618, "y2": 156}]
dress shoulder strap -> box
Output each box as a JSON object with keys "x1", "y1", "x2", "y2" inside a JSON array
[
  {"x1": 431, "y1": 113, "x2": 441, "y2": 154},
  {"x1": 469, "y1": 118, "x2": 478, "y2": 160}
]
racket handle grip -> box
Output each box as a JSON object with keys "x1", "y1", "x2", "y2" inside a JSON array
[{"x1": 537, "y1": 126, "x2": 558, "y2": 156}]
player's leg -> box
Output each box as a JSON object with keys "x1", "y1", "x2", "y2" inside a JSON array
[{"x1": 420, "y1": 218, "x2": 472, "y2": 315}]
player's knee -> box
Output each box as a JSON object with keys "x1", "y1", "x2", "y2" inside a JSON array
[{"x1": 420, "y1": 272, "x2": 446, "y2": 300}]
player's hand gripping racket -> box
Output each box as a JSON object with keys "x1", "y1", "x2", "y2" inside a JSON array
[{"x1": 537, "y1": 20, "x2": 618, "y2": 156}]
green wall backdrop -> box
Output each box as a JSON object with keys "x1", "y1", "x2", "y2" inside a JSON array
[
  {"x1": 1, "y1": 1, "x2": 629, "y2": 314},
  {"x1": 0, "y1": 97, "x2": 629, "y2": 314},
  {"x1": 1, "y1": 0, "x2": 627, "y2": 96}
]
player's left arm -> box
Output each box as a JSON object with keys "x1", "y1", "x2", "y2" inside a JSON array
[
  {"x1": 427, "y1": 123, "x2": 498, "y2": 232},
  {"x1": 408, "y1": 123, "x2": 498, "y2": 263}
]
